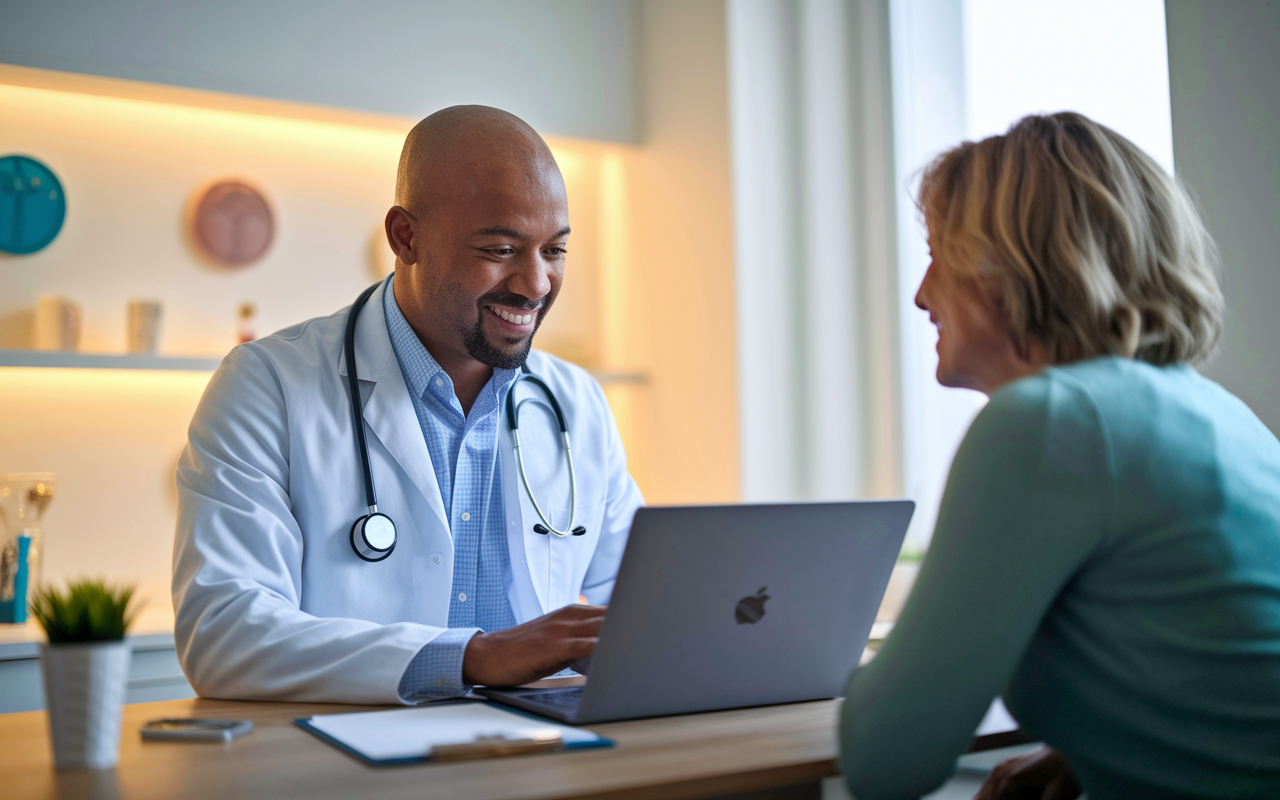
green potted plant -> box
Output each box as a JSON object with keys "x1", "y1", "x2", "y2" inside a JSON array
[{"x1": 30, "y1": 579, "x2": 138, "y2": 769}]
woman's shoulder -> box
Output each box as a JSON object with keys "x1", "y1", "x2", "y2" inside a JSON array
[
  {"x1": 977, "y1": 358, "x2": 1125, "y2": 435},
  {"x1": 971, "y1": 357, "x2": 1195, "y2": 469},
  {"x1": 988, "y1": 356, "x2": 1276, "y2": 468},
  {"x1": 991, "y1": 356, "x2": 1205, "y2": 424}
]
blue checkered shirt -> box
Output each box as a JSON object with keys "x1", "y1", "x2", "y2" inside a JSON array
[{"x1": 383, "y1": 277, "x2": 520, "y2": 702}]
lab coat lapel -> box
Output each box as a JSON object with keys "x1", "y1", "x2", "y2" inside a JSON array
[{"x1": 336, "y1": 281, "x2": 450, "y2": 534}]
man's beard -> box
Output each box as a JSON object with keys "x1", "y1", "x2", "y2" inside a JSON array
[{"x1": 462, "y1": 294, "x2": 548, "y2": 369}]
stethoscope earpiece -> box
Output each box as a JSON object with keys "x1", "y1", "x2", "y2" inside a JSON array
[{"x1": 533, "y1": 524, "x2": 588, "y2": 536}]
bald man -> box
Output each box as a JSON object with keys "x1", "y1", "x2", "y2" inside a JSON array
[{"x1": 173, "y1": 107, "x2": 644, "y2": 704}]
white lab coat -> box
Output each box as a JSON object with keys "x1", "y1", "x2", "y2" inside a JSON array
[{"x1": 172, "y1": 281, "x2": 643, "y2": 704}]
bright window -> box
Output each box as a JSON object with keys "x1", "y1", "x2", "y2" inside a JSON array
[
  {"x1": 896, "y1": 0, "x2": 1173, "y2": 551},
  {"x1": 964, "y1": 0, "x2": 1174, "y2": 171}
]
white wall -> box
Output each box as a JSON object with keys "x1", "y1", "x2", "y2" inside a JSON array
[
  {"x1": 0, "y1": 0, "x2": 638, "y2": 143},
  {"x1": 0, "y1": 83, "x2": 404, "y2": 355},
  {"x1": 1166, "y1": 0, "x2": 1280, "y2": 435},
  {"x1": 730, "y1": 0, "x2": 901, "y2": 504},
  {"x1": 619, "y1": 0, "x2": 740, "y2": 504}
]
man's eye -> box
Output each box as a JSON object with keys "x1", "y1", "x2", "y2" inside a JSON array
[
  {"x1": 489, "y1": 247, "x2": 516, "y2": 257},
  {"x1": 544, "y1": 247, "x2": 567, "y2": 257}
]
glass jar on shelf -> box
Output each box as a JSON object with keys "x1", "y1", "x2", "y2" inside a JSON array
[{"x1": 0, "y1": 473, "x2": 55, "y2": 624}]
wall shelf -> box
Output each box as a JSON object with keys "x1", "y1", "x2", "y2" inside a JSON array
[
  {"x1": 0, "y1": 349, "x2": 223, "y2": 372},
  {"x1": 590, "y1": 371, "x2": 649, "y2": 385},
  {"x1": 0, "y1": 350, "x2": 648, "y2": 384}
]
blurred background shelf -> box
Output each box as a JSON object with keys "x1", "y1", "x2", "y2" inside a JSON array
[
  {"x1": 588, "y1": 371, "x2": 648, "y2": 385},
  {"x1": 0, "y1": 349, "x2": 648, "y2": 384},
  {"x1": 0, "y1": 350, "x2": 223, "y2": 372}
]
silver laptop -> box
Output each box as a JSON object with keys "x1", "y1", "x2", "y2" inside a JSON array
[{"x1": 477, "y1": 500, "x2": 913, "y2": 723}]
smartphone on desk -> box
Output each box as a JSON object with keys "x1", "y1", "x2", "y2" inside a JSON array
[{"x1": 141, "y1": 719, "x2": 254, "y2": 742}]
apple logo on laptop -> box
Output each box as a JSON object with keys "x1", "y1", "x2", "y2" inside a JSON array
[{"x1": 735, "y1": 586, "x2": 769, "y2": 624}]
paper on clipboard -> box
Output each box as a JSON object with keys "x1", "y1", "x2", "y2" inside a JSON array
[{"x1": 299, "y1": 702, "x2": 609, "y2": 763}]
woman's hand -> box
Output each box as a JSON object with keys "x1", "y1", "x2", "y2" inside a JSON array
[{"x1": 974, "y1": 746, "x2": 1082, "y2": 800}]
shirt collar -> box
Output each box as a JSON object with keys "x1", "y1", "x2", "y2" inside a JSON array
[{"x1": 383, "y1": 274, "x2": 520, "y2": 413}]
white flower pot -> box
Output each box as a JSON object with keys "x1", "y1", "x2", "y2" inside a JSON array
[{"x1": 39, "y1": 640, "x2": 131, "y2": 769}]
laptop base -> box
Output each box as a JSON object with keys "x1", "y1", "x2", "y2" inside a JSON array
[{"x1": 476, "y1": 686, "x2": 583, "y2": 723}]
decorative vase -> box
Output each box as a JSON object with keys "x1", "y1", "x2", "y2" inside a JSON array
[{"x1": 39, "y1": 640, "x2": 131, "y2": 769}]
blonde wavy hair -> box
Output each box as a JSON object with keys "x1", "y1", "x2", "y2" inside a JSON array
[{"x1": 919, "y1": 112, "x2": 1222, "y2": 366}]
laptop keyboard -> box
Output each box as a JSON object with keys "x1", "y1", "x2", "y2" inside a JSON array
[{"x1": 519, "y1": 687, "x2": 583, "y2": 711}]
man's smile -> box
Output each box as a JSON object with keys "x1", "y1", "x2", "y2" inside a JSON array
[{"x1": 485, "y1": 303, "x2": 538, "y2": 332}]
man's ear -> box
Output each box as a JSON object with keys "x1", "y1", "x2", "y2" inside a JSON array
[{"x1": 385, "y1": 206, "x2": 418, "y2": 267}]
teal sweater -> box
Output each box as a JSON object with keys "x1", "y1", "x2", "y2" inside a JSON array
[{"x1": 841, "y1": 357, "x2": 1280, "y2": 799}]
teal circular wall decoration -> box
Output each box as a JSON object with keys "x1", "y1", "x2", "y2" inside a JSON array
[{"x1": 0, "y1": 155, "x2": 67, "y2": 255}]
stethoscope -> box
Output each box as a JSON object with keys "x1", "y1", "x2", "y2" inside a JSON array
[{"x1": 344, "y1": 283, "x2": 585, "y2": 563}]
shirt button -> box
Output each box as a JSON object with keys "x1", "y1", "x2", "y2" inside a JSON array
[
  {"x1": 431, "y1": 553, "x2": 442, "y2": 565},
  {"x1": 435, "y1": 377, "x2": 443, "y2": 387},
  {"x1": 458, "y1": 592, "x2": 467, "y2": 602},
  {"x1": 461, "y1": 512, "x2": 470, "y2": 521}
]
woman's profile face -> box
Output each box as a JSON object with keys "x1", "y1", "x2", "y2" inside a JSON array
[{"x1": 915, "y1": 238, "x2": 1039, "y2": 394}]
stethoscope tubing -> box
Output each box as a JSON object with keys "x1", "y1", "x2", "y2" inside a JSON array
[
  {"x1": 345, "y1": 283, "x2": 397, "y2": 562},
  {"x1": 511, "y1": 422, "x2": 577, "y2": 537},
  {"x1": 506, "y1": 370, "x2": 583, "y2": 537},
  {"x1": 345, "y1": 282, "x2": 382, "y2": 515},
  {"x1": 344, "y1": 281, "x2": 583, "y2": 563}
]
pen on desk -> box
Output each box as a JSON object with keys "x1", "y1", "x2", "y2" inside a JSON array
[{"x1": 431, "y1": 733, "x2": 564, "y2": 762}]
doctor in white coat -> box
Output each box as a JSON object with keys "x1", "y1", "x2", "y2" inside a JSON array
[{"x1": 173, "y1": 106, "x2": 644, "y2": 704}]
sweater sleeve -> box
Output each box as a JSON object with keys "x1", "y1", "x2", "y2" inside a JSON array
[{"x1": 840, "y1": 375, "x2": 1114, "y2": 800}]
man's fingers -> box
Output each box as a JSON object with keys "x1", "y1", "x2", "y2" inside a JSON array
[
  {"x1": 550, "y1": 611, "x2": 605, "y2": 637},
  {"x1": 564, "y1": 636, "x2": 599, "y2": 660},
  {"x1": 555, "y1": 604, "x2": 606, "y2": 621}
]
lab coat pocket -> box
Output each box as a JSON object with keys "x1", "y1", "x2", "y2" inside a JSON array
[{"x1": 540, "y1": 501, "x2": 605, "y2": 610}]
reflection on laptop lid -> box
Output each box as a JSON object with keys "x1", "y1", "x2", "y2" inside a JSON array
[{"x1": 478, "y1": 500, "x2": 913, "y2": 724}]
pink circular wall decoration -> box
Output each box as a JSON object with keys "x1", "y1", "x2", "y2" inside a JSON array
[{"x1": 190, "y1": 181, "x2": 274, "y2": 267}]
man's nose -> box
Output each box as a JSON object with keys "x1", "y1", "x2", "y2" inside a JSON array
[{"x1": 510, "y1": 253, "x2": 553, "y2": 301}]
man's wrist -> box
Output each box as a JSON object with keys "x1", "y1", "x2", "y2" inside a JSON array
[
  {"x1": 397, "y1": 628, "x2": 481, "y2": 703},
  {"x1": 460, "y1": 630, "x2": 491, "y2": 686}
]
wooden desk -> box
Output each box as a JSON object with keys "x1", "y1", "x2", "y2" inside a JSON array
[{"x1": 3, "y1": 694, "x2": 845, "y2": 800}]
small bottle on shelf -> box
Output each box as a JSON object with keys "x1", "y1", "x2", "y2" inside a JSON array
[{"x1": 237, "y1": 302, "x2": 257, "y2": 344}]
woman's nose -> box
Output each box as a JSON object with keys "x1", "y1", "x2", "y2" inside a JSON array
[{"x1": 915, "y1": 262, "x2": 935, "y2": 311}]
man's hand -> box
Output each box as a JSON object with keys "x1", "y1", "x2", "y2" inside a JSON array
[
  {"x1": 975, "y1": 746, "x2": 1082, "y2": 800},
  {"x1": 462, "y1": 604, "x2": 605, "y2": 686}
]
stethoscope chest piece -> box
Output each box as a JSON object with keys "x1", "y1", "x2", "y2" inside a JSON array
[{"x1": 351, "y1": 512, "x2": 397, "y2": 562}]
